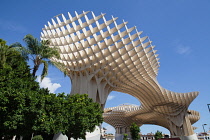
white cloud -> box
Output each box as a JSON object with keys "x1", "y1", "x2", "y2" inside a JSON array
[
  {"x1": 0, "y1": 19, "x2": 27, "y2": 33},
  {"x1": 177, "y1": 46, "x2": 191, "y2": 54},
  {"x1": 0, "y1": 18, "x2": 27, "y2": 33},
  {"x1": 171, "y1": 40, "x2": 192, "y2": 55},
  {"x1": 107, "y1": 95, "x2": 115, "y2": 101},
  {"x1": 37, "y1": 76, "x2": 61, "y2": 93},
  {"x1": 176, "y1": 45, "x2": 191, "y2": 55}
]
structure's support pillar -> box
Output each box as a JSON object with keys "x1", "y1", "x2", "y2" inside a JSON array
[
  {"x1": 115, "y1": 126, "x2": 131, "y2": 140},
  {"x1": 115, "y1": 133, "x2": 124, "y2": 140},
  {"x1": 70, "y1": 73, "x2": 112, "y2": 108},
  {"x1": 179, "y1": 115, "x2": 198, "y2": 140},
  {"x1": 115, "y1": 127, "x2": 123, "y2": 140},
  {"x1": 183, "y1": 115, "x2": 194, "y2": 137},
  {"x1": 168, "y1": 113, "x2": 198, "y2": 140},
  {"x1": 124, "y1": 127, "x2": 131, "y2": 139},
  {"x1": 115, "y1": 127, "x2": 122, "y2": 140}
]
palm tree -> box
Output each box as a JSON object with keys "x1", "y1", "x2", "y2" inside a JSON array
[
  {"x1": 22, "y1": 34, "x2": 60, "y2": 80},
  {"x1": 0, "y1": 39, "x2": 23, "y2": 68}
]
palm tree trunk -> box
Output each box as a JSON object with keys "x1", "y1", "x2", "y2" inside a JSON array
[{"x1": 32, "y1": 64, "x2": 39, "y2": 77}]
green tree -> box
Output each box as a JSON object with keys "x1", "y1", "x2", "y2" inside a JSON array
[
  {"x1": 0, "y1": 48, "x2": 39, "y2": 138},
  {"x1": 130, "y1": 122, "x2": 140, "y2": 140},
  {"x1": 34, "y1": 93, "x2": 103, "y2": 140},
  {"x1": 63, "y1": 94, "x2": 103, "y2": 140},
  {"x1": 21, "y1": 34, "x2": 60, "y2": 80},
  {"x1": 154, "y1": 130, "x2": 163, "y2": 140},
  {"x1": 0, "y1": 40, "x2": 51, "y2": 138},
  {"x1": 0, "y1": 39, "x2": 23, "y2": 68},
  {"x1": 0, "y1": 39, "x2": 102, "y2": 140},
  {"x1": 123, "y1": 133, "x2": 128, "y2": 140},
  {"x1": 34, "y1": 93, "x2": 68, "y2": 136}
]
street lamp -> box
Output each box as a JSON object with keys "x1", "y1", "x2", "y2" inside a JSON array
[{"x1": 202, "y1": 124, "x2": 207, "y2": 140}]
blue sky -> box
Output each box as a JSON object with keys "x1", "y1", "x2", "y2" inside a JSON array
[{"x1": 1, "y1": 0, "x2": 210, "y2": 135}]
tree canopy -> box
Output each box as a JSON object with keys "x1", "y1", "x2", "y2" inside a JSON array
[
  {"x1": 14, "y1": 34, "x2": 61, "y2": 80},
  {"x1": 154, "y1": 130, "x2": 163, "y2": 140},
  {"x1": 31, "y1": 93, "x2": 103, "y2": 140},
  {"x1": 0, "y1": 38, "x2": 103, "y2": 140},
  {"x1": 0, "y1": 39, "x2": 23, "y2": 68},
  {"x1": 0, "y1": 39, "x2": 48, "y2": 138},
  {"x1": 63, "y1": 94, "x2": 103, "y2": 140},
  {"x1": 130, "y1": 122, "x2": 140, "y2": 140}
]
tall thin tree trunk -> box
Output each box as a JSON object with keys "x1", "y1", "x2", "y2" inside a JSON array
[{"x1": 32, "y1": 64, "x2": 39, "y2": 77}]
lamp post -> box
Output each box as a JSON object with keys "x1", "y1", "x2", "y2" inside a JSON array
[{"x1": 202, "y1": 124, "x2": 207, "y2": 140}]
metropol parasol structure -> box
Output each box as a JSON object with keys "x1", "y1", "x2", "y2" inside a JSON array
[{"x1": 41, "y1": 11, "x2": 200, "y2": 140}]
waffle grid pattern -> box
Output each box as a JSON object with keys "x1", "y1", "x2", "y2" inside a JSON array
[{"x1": 41, "y1": 11, "x2": 199, "y2": 137}]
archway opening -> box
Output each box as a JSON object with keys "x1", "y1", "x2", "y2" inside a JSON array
[
  {"x1": 102, "y1": 91, "x2": 141, "y2": 135},
  {"x1": 140, "y1": 124, "x2": 170, "y2": 136},
  {"x1": 105, "y1": 91, "x2": 141, "y2": 108}
]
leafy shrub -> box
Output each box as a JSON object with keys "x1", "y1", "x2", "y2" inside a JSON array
[
  {"x1": 123, "y1": 133, "x2": 128, "y2": 140},
  {"x1": 32, "y1": 135, "x2": 43, "y2": 140}
]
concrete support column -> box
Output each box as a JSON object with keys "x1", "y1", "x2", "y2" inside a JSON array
[
  {"x1": 115, "y1": 126, "x2": 132, "y2": 140},
  {"x1": 168, "y1": 113, "x2": 198, "y2": 140},
  {"x1": 183, "y1": 115, "x2": 194, "y2": 136},
  {"x1": 70, "y1": 73, "x2": 111, "y2": 108}
]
